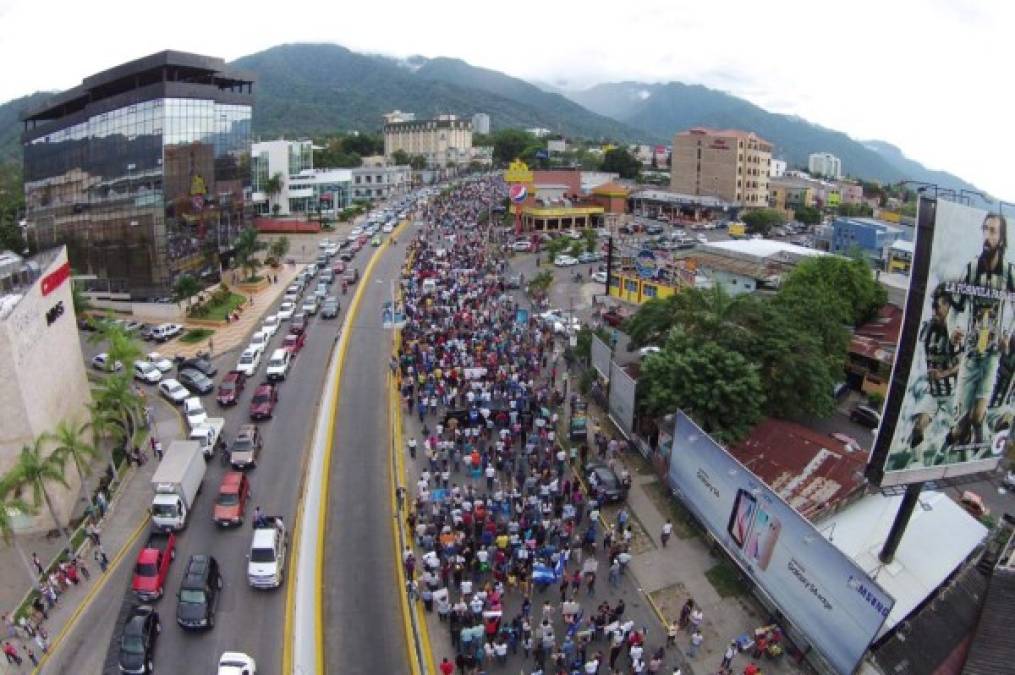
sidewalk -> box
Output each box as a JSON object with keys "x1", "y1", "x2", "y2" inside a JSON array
[{"x1": 0, "y1": 400, "x2": 185, "y2": 674}]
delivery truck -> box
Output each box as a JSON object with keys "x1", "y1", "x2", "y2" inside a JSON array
[{"x1": 150, "y1": 440, "x2": 205, "y2": 531}]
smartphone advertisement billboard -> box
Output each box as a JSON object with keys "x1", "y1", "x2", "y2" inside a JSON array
[
  {"x1": 870, "y1": 198, "x2": 1008, "y2": 486},
  {"x1": 668, "y1": 412, "x2": 893, "y2": 673}
]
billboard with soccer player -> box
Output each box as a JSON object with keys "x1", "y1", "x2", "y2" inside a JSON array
[{"x1": 870, "y1": 197, "x2": 1009, "y2": 486}]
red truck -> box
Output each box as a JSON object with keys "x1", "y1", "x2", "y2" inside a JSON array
[{"x1": 132, "y1": 531, "x2": 176, "y2": 601}]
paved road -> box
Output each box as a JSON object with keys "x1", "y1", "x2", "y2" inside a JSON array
[
  {"x1": 69, "y1": 250, "x2": 380, "y2": 674},
  {"x1": 322, "y1": 228, "x2": 413, "y2": 674}
]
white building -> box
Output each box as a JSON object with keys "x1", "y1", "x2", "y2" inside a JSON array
[
  {"x1": 383, "y1": 114, "x2": 473, "y2": 168},
  {"x1": 547, "y1": 139, "x2": 567, "y2": 154},
  {"x1": 0, "y1": 247, "x2": 91, "y2": 533},
  {"x1": 694, "y1": 239, "x2": 826, "y2": 295},
  {"x1": 769, "y1": 158, "x2": 787, "y2": 178},
  {"x1": 526, "y1": 127, "x2": 552, "y2": 138},
  {"x1": 471, "y1": 113, "x2": 490, "y2": 135},
  {"x1": 251, "y1": 140, "x2": 353, "y2": 217},
  {"x1": 808, "y1": 152, "x2": 843, "y2": 179},
  {"x1": 351, "y1": 165, "x2": 412, "y2": 201}
]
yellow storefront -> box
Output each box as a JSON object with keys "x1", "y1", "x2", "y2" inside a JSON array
[
  {"x1": 608, "y1": 271, "x2": 679, "y2": 304},
  {"x1": 521, "y1": 206, "x2": 604, "y2": 232}
]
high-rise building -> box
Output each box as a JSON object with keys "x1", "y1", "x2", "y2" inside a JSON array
[
  {"x1": 251, "y1": 139, "x2": 352, "y2": 216},
  {"x1": 21, "y1": 51, "x2": 254, "y2": 300},
  {"x1": 671, "y1": 127, "x2": 772, "y2": 206},
  {"x1": 770, "y1": 158, "x2": 787, "y2": 178},
  {"x1": 383, "y1": 114, "x2": 472, "y2": 168},
  {"x1": 471, "y1": 113, "x2": 490, "y2": 135},
  {"x1": 808, "y1": 152, "x2": 842, "y2": 179}
]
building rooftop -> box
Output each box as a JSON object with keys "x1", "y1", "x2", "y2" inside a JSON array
[
  {"x1": 628, "y1": 189, "x2": 730, "y2": 209},
  {"x1": 677, "y1": 127, "x2": 772, "y2": 146},
  {"x1": 0, "y1": 247, "x2": 64, "y2": 320},
  {"x1": 962, "y1": 530, "x2": 1015, "y2": 675},
  {"x1": 890, "y1": 239, "x2": 915, "y2": 253},
  {"x1": 730, "y1": 418, "x2": 869, "y2": 521},
  {"x1": 702, "y1": 238, "x2": 826, "y2": 262}
]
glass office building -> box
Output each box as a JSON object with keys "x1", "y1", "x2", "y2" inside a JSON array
[{"x1": 21, "y1": 51, "x2": 254, "y2": 299}]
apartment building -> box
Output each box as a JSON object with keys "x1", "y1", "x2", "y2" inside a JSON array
[
  {"x1": 671, "y1": 127, "x2": 772, "y2": 207},
  {"x1": 383, "y1": 114, "x2": 472, "y2": 168},
  {"x1": 808, "y1": 152, "x2": 843, "y2": 179}
]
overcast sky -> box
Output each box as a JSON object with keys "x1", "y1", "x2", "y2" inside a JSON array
[{"x1": 0, "y1": 0, "x2": 1009, "y2": 199}]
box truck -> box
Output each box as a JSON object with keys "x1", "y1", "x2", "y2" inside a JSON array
[{"x1": 150, "y1": 440, "x2": 205, "y2": 531}]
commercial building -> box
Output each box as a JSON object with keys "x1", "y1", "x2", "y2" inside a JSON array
[
  {"x1": 383, "y1": 114, "x2": 472, "y2": 168},
  {"x1": 769, "y1": 158, "x2": 787, "y2": 177},
  {"x1": 21, "y1": 50, "x2": 254, "y2": 300},
  {"x1": 251, "y1": 139, "x2": 353, "y2": 216},
  {"x1": 691, "y1": 238, "x2": 824, "y2": 295},
  {"x1": 350, "y1": 164, "x2": 411, "y2": 201},
  {"x1": 628, "y1": 189, "x2": 732, "y2": 223},
  {"x1": 808, "y1": 152, "x2": 843, "y2": 179},
  {"x1": 0, "y1": 247, "x2": 91, "y2": 533},
  {"x1": 470, "y1": 113, "x2": 490, "y2": 135},
  {"x1": 820, "y1": 217, "x2": 911, "y2": 267},
  {"x1": 519, "y1": 206, "x2": 604, "y2": 232},
  {"x1": 670, "y1": 127, "x2": 772, "y2": 207},
  {"x1": 768, "y1": 175, "x2": 816, "y2": 215},
  {"x1": 846, "y1": 303, "x2": 903, "y2": 396},
  {"x1": 886, "y1": 239, "x2": 914, "y2": 274}
]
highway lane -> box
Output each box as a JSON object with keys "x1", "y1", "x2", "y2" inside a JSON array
[
  {"x1": 323, "y1": 227, "x2": 414, "y2": 673},
  {"x1": 65, "y1": 252, "x2": 375, "y2": 674}
]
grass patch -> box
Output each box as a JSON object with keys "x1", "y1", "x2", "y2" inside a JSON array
[
  {"x1": 197, "y1": 292, "x2": 246, "y2": 321},
  {"x1": 643, "y1": 481, "x2": 698, "y2": 540},
  {"x1": 180, "y1": 328, "x2": 215, "y2": 344},
  {"x1": 704, "y1": 560, "x2": 747, "y2": 598}
]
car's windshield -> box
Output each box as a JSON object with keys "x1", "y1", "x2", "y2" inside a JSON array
[
  {"x1": 250, "y1": 546, "x2": 276, "y2": 563},
  {"x1": 135, "y1": 562, "x2": 157, "y2": 576},
  {"x1": 253, "y1": 394, "x2": 270, "y2": 404},
  {"x1": 239, "y1": 356, "x2": 253, "y2": 365},
  {"x1": 219, "y1": 382, "x2": 235, "y2": 392},
  {"x1": 179, "y1": 589, "x2": 206, "y2": 604},
  {"x1": 217, "y1": 492, "x2": 239, "y2": 506},
  {"x1": 232, "y1": 440, "x2": 252, "y2": 453},
  {"x1": 270, "y1": 359, "x2": 284, "y2": 368},
  {"x1": 151, "y1": 503, "x2": 178, "y2": 518},
  {"x1": 121, "y1": 634, "x2": 144, "y2": 654}
]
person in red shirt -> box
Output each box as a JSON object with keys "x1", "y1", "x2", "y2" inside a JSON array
[
  {"x1": 743, "y1": 663, "x2": 760, "y2": 675},
  {"x1": 439, "y1": 656, "x2": 454, "y2": 675}
]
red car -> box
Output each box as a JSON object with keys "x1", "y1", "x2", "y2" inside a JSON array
[
  {"x1": 283, "y1": 331, "x2": 306, "y2": 355},
  {"x1": 213, "y1": 471, "x2": 251, "y2": 526},
  {"x1": 356, "y1": 235, "x2": 368, "y2": 247},
  {"x1": 249, "y1": 382, "x2": 278, "y2": 420},
  {"x1": 216, "y1": 370, "x2": 247, "y2": 406},
  {"x1": 131, "y1": 531, "x2": 175, "y2": 600},
  {"x1": 602, "y1": 310, "x2": 627, "y2": 328},
  {"x1": 332, "y1": 261, "x2": 346, "y2": 274}
]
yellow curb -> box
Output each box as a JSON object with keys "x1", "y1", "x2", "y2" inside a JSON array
[{"x1": 33, "y1": 513, "x2": 151, "y2": 674}]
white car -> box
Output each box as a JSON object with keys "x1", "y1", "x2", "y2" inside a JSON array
[
  {"x1": 301, "y1": 297, "x2": 319, "y2": 316},
  {"x1": 249, "y1": 330, "x2": 269, "y2": 352},
  {"x1": 91, "y1": 353, "x2": 123, "y2": 372},
  {"x1": 564, "y1": 230, "x2": 582, "y2": 240},
  {"x1": 347, "y1": 228, "x2": 363, "y2": 241},
  {"x1": 638, "y1": 346, "x2": 662, "y2": 359},
  {"x1": 382, "y1": 223, "x2": 394, "y2": 233},
  {"x1": 554, "y1": 255, "x2": 579, "y2": 267},
  {"x1": 261, "y1": 314, "x2": 279, "y2": 338},
  {"x1": 146, "y1": 352, "x2": 174, "y2": 373},
  {"x1": 151, "y1": 323, "x2": 183, "y2": 342},
  {"x1": 217, "y1": 652, "x2": 256, "y2": 675},
  {"x1": 133, "y1": 360, "x2": 162, "y2": 384},
  {"x1": 183, "y1": 397, "x2": 208, "y2": 428},
  {"x1": 277, "y1": 301, "x2": 296, "y2": 321},
  {"x1": 696, "y1": 234, "x2": 708, "y2": 244},
  {"x1": 591, "y1": 271, "x2": 608, "y2": 284},
  {"x1": 553, "y1": 316, "x2": 581, "y2": 335},
  {"x1": 236, "y1": 346, "x2": 263, "y2": 377},
  {"x1": 158, "y1": 378, "x2": 188, "y2": 405},
  {"x1": 511, "y1": 240, "x2": 532, "y2": 252}
]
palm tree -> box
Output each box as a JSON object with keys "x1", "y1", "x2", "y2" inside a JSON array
[
  {"x1": 87, "y1": 401, "x2": 122, "y2": 481},
  {"x1": 0, "y1": 483, "x2": 40, "y2": 589},
  {"x1": 71, "y1": 281, "x2": 92, "y2": 316},
  {"x1": 88, "y1": 319, "x2": 143, "y2": 370},
  {"x1": 9, "y1": 437, "x2": 74, "y2": 555},
  {"x1": 91, "y1": 375, "x2": 143, "y2": 443},
  {"x1": 233, "y1": 227, "x2": 263, "y2": 281},
  {"x1": 47, "y1": 420, "x2": 99, "y2": 514},
  {"x1": 263, "y1": 171, "x2": 284, "y2": 213}
]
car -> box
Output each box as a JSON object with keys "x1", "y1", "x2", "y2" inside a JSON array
[
  {"x1": 248, "y1": 330, "x2": 270, "y2": 353},
  {"x1": 178, "y1": 368, "x2": 215, "y2": 395},
  {"x1": 645, "y1": 224, "x2": 664, "y2": 235},
  {"x1": 339, "y1": 249, "x2": 356, "y2": 262},
  {"x1": 371, "y1": 235, "x2": 382, "y2": 247},
  {"x1": 176, "y1": 355, "x2": 217, "y2": 378},
  {"x1": 554, "y1": 255, "x2": 578, "y2": 267},
  {"x1": 265, "y1": 348, "x2": 291, "y2": 381},
  {"x1": 277, "y1": 301, "x2": 296, "y2": 321},
  {"x1": 247, "y1": 516, "x2": 288, "y2": 589},
  {"x1": 176, "y1": 554, "x2": 222, "y2": 630},
  {"x1": 158, "y1": 379, "x2": 189, "y2": 405},
  {"x1": 260, "y1": 314, "x2": 280, "y2": 339},
  {"x1": 331, "y1": 261, "x2": 346, "y2": 275},
  {"x1": 382, "y1": 222, "x2": 394, "y2": 233},
  {"x1": 282, "y1": 331, "x2": 306, "y2": 356},
  {"x1": 218, "y1": 652, "x2": 256, "y2": 675},
  {"x1": 212, "y1": 371, "x2": 245, "y2": 408},
  {"x1": 591, "y1": 271, "x2": 608, "y2": 284},
  {"x1": 314, "y1": 284, "x2": 329, "y2": 300},
  {"x1": 118, "y1": 604, "x2": 160, "y2": 674},
  {"x1": 289, "y1": 314, "x2": 308, "y2": 335},
  {"x1": 321, "y1": 296, "x2": 340, "y2": 319},
  {"x1": 602, "y1": 309, "x2": 627, "y2": 327},
  {"x1": 151, "y1": 323, "x2": 183, "y2": 342},
  {"x1": 552, "y1": 316, "x2": 581, "y2": 335},
  {"x1": 585, "y1": 460, "x2": 628, "y2": 503},
  {"x1": 578, "y1": 252, "x2": 601, "y2": 264},
  {"x1": 638, "y1": 346, "x2": 661, "y2": 359},
  {"x1": 301, "y1": 297, "x2": 319, "y2": 315},
  {"x1": 213, "y1": 471, "x2": 251, "y2": 526},
  {"x1": 183, "y1": 397, "x2": 208, "y2": 428},
  {"x1": 849, "y1": 405, "x2": 881, "y2": 429},
  {"x1": 696, "y1": 234, "x2": 709, "y2": 244},
  {"x1": 145, "y1": 353, "x2": 173, "y2": 374},
  {"x1": 131, "y1": 532, "x2": 176, "y2": 602},
  {"x1": 92, "y1": 352, "x2": 124, "y2": 372},
  {"x1": 319, "y1": 269, "x2": 334, "y2": 285},
  {"x1": 564, "y1": 230, "x2": 582, "y2": 240},
  {"x1": 249, "y1": 382, "x2": 279, "y2": 420},
  {"x1": 511, "y1": 240, "x2": 533, "y2": 252},
  {"x1": 283, "y1": 287, "x2": 301, "y2": 303},
  {"x1": 134, "y1": 360, "x2": 162, "y2": 384},
  {"x1": 960, "y1": 491, "x2": 990, "y2": 518},
  {"x1": 342, "y1": 268, "x2": 360, "y2": 285},
  {"x1": 229, "y1": 424, "x2": 263, "y2": 469},
  {"x1": 235, "y1": 346, "x2": 263, "y2": 377},
  {"x1": 347, "y1": 227, "x2": 363, "y2": 240},
  {"x1": 139, "y1": 324, "x2": 159, "y2": 341}
]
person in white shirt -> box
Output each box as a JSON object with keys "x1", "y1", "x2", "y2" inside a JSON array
[{"x1": 661, "y1": 519, "x2": 673, "y2": 547}]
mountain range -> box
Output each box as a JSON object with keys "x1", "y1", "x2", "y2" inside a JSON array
[{"x1": 0, "y1": 43, "x2": 986, "y2": 197}]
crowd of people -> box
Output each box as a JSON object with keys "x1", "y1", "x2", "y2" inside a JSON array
[{"x1": 396, "y1": 177, "x2": 706, "y2": 675}]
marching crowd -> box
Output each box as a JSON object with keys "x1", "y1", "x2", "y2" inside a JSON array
[{"x1": 396, "y1": 177, "x2": 718, "y2": 675}]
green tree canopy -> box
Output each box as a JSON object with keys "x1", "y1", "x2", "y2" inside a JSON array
[
  {"x1": 391, "y1": 149, "x2": 410, "y2": 166},
  {"x1": 601, "y1": 147, "x2": 641, "y2": 179},
  {"x1": 741, "y1": 208, "x2": 786, "y2": 235},
  {"x1": 794, "y1": 205, "x2": 822, "y2": 225},
  {"x1": 493, "y1": 129, "x2": 539, "y2": 165},
  {"x1": 173, "y1": 274, "x2": 201, "y2": 305},
  {"x1": 409, "y1": 155, "x2": 428, "y2": 170},
  {"x1": 779, "y1": 254, "x2": 886, "y2": 326}
]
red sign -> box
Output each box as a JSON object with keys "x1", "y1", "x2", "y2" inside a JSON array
[{"x1": 40, "y1": 261, "x2": 71, "y2": 297}]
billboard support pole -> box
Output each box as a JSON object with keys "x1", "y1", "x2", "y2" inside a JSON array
[{"x1": 878, "y1": 482, "x2": 923, "y2": 564}]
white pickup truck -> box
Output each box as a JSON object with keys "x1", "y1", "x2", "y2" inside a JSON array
[
  {"x1": 188, "y1": 417, "x2": 225, "y2": 459},
  {"x1": 247, "y1": 516, "x2": 288, "y2": 589}
]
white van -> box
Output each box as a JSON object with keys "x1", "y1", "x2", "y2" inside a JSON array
[{"x1": 265, "y1": 348, "x2": 291, "y2": 381}]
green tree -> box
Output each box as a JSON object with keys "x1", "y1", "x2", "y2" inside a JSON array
[
  {"x1": 741, "y1": 208, "x2": 786, "y2": 235},
  {"x1": 836, "y1": 203, "x2": 873, "y2": 218},
  {"x1": 89, "y1": 319, "x2": 143, "y2": 369},
  {"x1": 233, "y1": 227, "x2": 263, "y2": 281},
  {"x1": 9, "y1": 437, "x2": 74, "y2": 554},
  {"x1": 583, "y1": 228, "x2": 597, "y2": 254},
  {"x1": 779, "y1": 255, "x2": 886, "y2": 326},
  {"x1": 601, "y1": 147, "x2": 641, "y2": 179},
  {"x1": 342, "y1": 133, "x2": 384, "y2": 157},
  {"x1": 90, "y1": 374, "x2": 144, "y2": 453},
  {"x1": 794, "y1": 205, "x2": 822, "y2": 225},
  {"x1": 409, "y1": 155, "x2": 428, "y2": 171},
  {"x1": 264, "y1": 171, "x2": 284, "y2": 212},
  {"x1": 173, "y1": 274, "x2": 201, "y2": 306},
  {"x1": 624, "y1": 295, "x2": 682, "y2": 348},
  {"x1": 0, "y1": 485, "x2": 40, "y2": 589},
  {"x1": 47, "y1": 420, "x2": 98, "y2": 512},
  {"x1": 472, "y1": 133, "x2": 493, "y2": 147},
  {"x1": 391, "y1": 149, "x2": 410, "y2": 166},
  {"x1": 493, "y1": 129, "x2": 538, "y2": 165},
  {"x1": 269, "y1": 236, "x2": 291, "y2": 261},
  {"x1": 544, "y1": 237, "x2": 571, "y2": 259},
  {"x1": 639, "y1": 332, "x2": 764, "y2": 444},
  {"x1": 71, "y1": 281, "x2": 91, "y2": 316},
  {"x1": 526, "y1": 271, "x2": 554, "y2": 296}
]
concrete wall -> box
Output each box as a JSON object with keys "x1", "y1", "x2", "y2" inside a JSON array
[{"x1": 90, "y1": 298, "x2": 185, "y2": 322}]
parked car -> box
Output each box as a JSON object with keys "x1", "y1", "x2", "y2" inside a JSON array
[
  {"x1": 179, "y1": 368, "x2": 215, "y2": 395},
  {"x1": 183, "y1": 397, "x2": 208, "y2": 428},
  {"x1": 289, "y1": 314, "x2": 308, "y2": 335},
  {"x1": 321, "y1": 296, "x2": 340, "y2": 319},
  {"x1": 638, "y1": 346, "x2": 661, "y2": 359},
  {"x1": 229, "y1": 424, "x2": 263, "y2": 470},
  {"x1": 139, "y1": 324, "x2": 159, "y2": 341},
  {"x1": 151, "y1": 323, "x2": 183, "y2": 343},
  {"x1": 282, "y1": 331, "x2": 306, "y2": 356},
  {"x1": 176, "y1": 555, "x2": 222, "y2": 630},
  {"x1": 213, "y1": 471, "x2": 251, "y2": 526},
  {"x1": 261, "y1": 314, "x2": 280, "y2": 338},
  {"x1": 849, "y1": 405, "x2": 881, "y2": 429},
  {"x1": 134, "y1": 360, "x2": 162, "y2": 384},
  {"x1": 92, "y1": 353, "x2": 124, "y2": 372},
  {"x1": 176, "y1": 355, "x2": 217, "y2": 378},
  {"x1": 216, "y1": 370, "x2": 247, "y2": 406},
  {"x1": 512, "y1": 240, "x2": 533, "y2": 252},
  {"x1": 585, "y1": 460, "x2": 628, "y2": 503},
  {"x1": 602, "y1": 309, "x2": 627, "y2": 327},
  {"x1": 578, "y1": 252, "x2": 601, "y2": 264},
  {"x1": 158, "y1": 379, "x2": 189, "y2": 405},
  {"x1": 591, "y1": 271, "x2": 608, "y2": 284},
  {"x1": 118, "y1": 604, "x2": 161, "y2": 674},
  {"x1": 235, "y1": 346, "x2": 263, "y2": 377},
  {"x1": 554, "y1": 255, "x2": 579, "y2": 267},
  {"x1": 249, "y1": 382, "x2": 279, "y2": 420},
  {"x1": 218, "y1": 652, "x2": 256, "y2": 675}
]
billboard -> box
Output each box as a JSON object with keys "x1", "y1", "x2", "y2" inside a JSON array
[
  {"x1": 668, "y1": 412, "x2": 893, "y2": 673},
  {"x1": 608, "y1": 360, "x2": 636, "y2": 435},
  {"x1": 870, "y1": 198, "x2": 1008, "y2": 486},
  {"x1": 591, "y1": 335, "x2": 612, "y2": 381}
]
